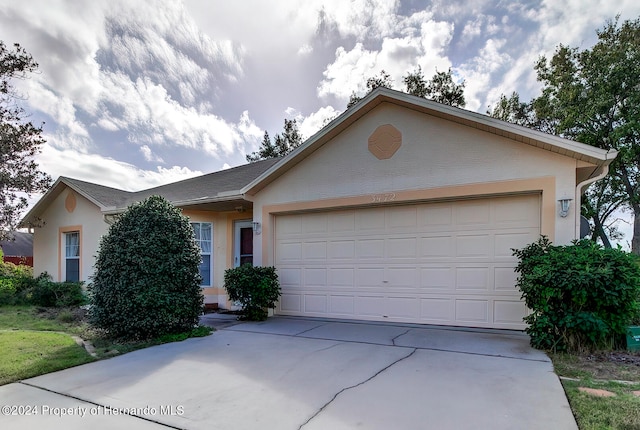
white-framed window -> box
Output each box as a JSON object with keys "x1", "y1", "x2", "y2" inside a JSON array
[
  {"x1": 64, "y1": 231, "x2": 80, "y2": 282},
  {"x1": 191, "y1": 222, "x2": 213, "y2": 287}
]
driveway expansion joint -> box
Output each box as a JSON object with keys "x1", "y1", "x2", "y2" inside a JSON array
[
  {"x1": 297, "y1": 348, "x2": 418, "y2": 430},
  {"x1": 18, "y1": 381, "x2": 185, "y2": 430}
]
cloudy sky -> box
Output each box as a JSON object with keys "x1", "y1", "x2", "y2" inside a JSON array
[{"x1": 1, "y1": 1, "x2": 639, "y2": 208}]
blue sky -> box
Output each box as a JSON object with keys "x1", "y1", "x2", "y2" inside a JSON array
[{"x1": 1, "y1": 0, "x2": 639, "y2": 244}]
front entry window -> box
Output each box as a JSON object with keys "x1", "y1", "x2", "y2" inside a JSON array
[
  {"x1": 191, "y1": 222, "x2": 213, "y2": 286},
  {"x1": 64, "y1": 232, "x2": 80, "y2": 282}
]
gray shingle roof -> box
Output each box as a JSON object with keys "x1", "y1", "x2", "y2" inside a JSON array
[
  {"x1": 0, "y1": 232, "x2": 33, "y2": 257},
  {"x1": 20, "y1": 158, "x2": 282, "y2": 227},
  {"x1": 66, "y1": 157, "x2": 280, "y2": 210}
]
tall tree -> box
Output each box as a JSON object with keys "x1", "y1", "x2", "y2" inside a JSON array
[
  {"x1": 489, "y1": 18, "x2": 640, "y2": 254},
  {"x1": 348, "y1": 67, "x2": 467, "y2": 108},
  {"x1": 246, "y1": 118, "x2": 303, "y2": 162},
  {"x1": 347, "y1": 70, "x2": 393, "y2": 108},
  {"x1": 404, "y1": 67, "x2": 466, "y2": 107},
  {"x1": 0, "y1": 42, "x2": 51, "y2": 240}
]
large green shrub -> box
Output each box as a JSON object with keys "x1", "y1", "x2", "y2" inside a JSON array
[
  {"x1": 29, "y1": 273, "x2": 85, "y2": 307},
  {"x1": 513, "y1": 237, "x2": 640, "y2": 352},
  {"x1": 90, "y1": 195, "x2": 204, "y2": 340},
  {"x1": 224, "y1": 264, "x2": 280, "y2": 321}
]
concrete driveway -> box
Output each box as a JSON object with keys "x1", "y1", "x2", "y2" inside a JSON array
[{"x1": 0, "y1": 316, "x2": 577, "y2": 429}]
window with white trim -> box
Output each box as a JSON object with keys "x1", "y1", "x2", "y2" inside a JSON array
[
  {"x1": 191, "y1": 222, "x2": 212, "y2": 287},
  {"x1": 64, "y1": 231, "x2": 80, "y2": 282}
]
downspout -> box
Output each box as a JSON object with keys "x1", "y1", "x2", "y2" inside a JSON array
[{"x1": 574, "y1": 163, "x2": 610, "y2": 240}]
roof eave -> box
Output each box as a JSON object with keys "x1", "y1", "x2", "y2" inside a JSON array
[
  {"x1": 100, "y1": 192, "x2": 248, "y2": 215},
  {"x1": 19, "y1": 177, "x2": 109, "y2": 228},
  {"x1": 243, "y1": 88, "x2": 617, "y2": 194}
]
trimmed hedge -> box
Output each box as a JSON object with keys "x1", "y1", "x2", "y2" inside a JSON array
[{"x1": 513, "y1": 237, "x2": 640, "y2": 352}]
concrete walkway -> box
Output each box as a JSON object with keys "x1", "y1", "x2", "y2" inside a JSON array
[{"x1": 0, "y1": 317, "x2": 577, "y2": 429}]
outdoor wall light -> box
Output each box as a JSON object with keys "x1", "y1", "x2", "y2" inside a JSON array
[
  {"x1": 252, "y1": 221, "x2": 261, "y2": 235},
  {"x1": 558, "y1": 198, "x2": 572, "y2": 218}
]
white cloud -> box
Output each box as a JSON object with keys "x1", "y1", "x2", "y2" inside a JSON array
[
  {"x1": 39, "y1": 144, "x2": 201, "y2": 191},
  {"x1": 317, "y1": 12, "x2": 454, "y2": 102},
  {"x1": 458, "y1": 38, "x2": 511, "y2": 111},
  {"x1": 140, "y1": 145, "x2": 164, "y2": 163},
  {"x1": 298, "y1": 106, "x2": 341, "y2": 138}
]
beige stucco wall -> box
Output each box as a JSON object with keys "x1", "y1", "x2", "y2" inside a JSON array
[
  {"x1": 252, "y1": 102, "x2": 582, "y2": 266},
  {"x1": 182, "y1": 210, "x2": 252, "y2": 307},
  {"x1": 33, "y1": 190, "x2": 246, "y2": 308},
  {"x1": 33, "y1": 189, "x2": 108, "y2": 283}
]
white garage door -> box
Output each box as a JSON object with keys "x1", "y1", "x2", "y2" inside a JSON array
[{"x1": 274, "y1": 194, "x2": 540, "y2": 330}]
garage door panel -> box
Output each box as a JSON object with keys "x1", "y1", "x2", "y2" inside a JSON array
[
  {"x1": 357, "y1": 239, "x2": 385, "y2": 258},
  {"x1": 304, "y1": 268, "x2": 327, "y2": 287},
  {"x1": 329, "y1": 295, "x2": 354, "y2": 315},
  {"x1": 494, "y1": 230, "x2": 539, "y2": 257},
  {"x1": 387, "y1": 237, "x2": 417, "y2": 258},
  {"x1": 420, "y1": 236, "x2": 454, "y2": 258},
  {"x1": 387, "y1": 297, "x2": 419, "y2": 319},
  {"x1": 494, "y1": 300, "x2": 528, "y2": 325},
  {"x1": 493, "y1": 195, "x2": 540, "y2": 225},
  {"x1": 456, "y1": 267, "x2": 489, "y2": 290},
  {"x1": 455, "y1": 299, "x2": 489, "y2": 323},
  {"x1": 421, "y1": 298, "x2": 454, "y2": 321},
  {"x1": 494, "y1": 267, "x2": 520, "y2": 291},
  {"x1": 303, "y1": 241, "x2": 327, "y2": 259},
  {"x1": 456, "y1": 234, "x2": 491, "y2": 257},
  {"x1": 329, "y1": 268, "x2": 355, "y2": 287},
  {"x1": 456, "y1": 201, "x2": 490, "y2": 225},
  {"x1": 420, "y1": 267, "x2": 454, "y2": 289},
  {"x1": 418, "y1": 204, "x2": 453, "y2": 227},
  {"x1": 357, "y1": 268, "x2": 386, "y2": 288},
  {"x1": 279, "y1": 267, "x2": 301, "y2": 286},
  {"x1": 302, "y1": 213, "x2": 328, "y2": 234},
  {"x1": 355, "y1": 296, "x2": 386, "y2": 317},
  {"x1": 328, "y1": 212, "x2": 355, "y2": 233},
  {"x1": 328, "y1": 240, "x2": 355, "y2": 259},
  {"x1": 387, "y1": 267, "x2": 419, "y2": 288},
  {"x1": 304, "y1": 295, "x2": 327, "y2": 314},
  {"x1": 357, "y1": 210, "x2": 385, "y2": 231},
  {"x1": 280, "y1": 294, "x2": 301, "y2": 312},
  {"x1": 276, "y1": 242, "x2": 302, "y2": 263},
  {"x1": 275, "y1": 194, "x2": 539, "y2": 329},
  {"x1": 388, "y1": 206, "x2": 418, "y2": 229}
]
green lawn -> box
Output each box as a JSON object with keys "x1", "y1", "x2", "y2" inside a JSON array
[
  {"x1": 0, "y1": 331, "x2": 94, "y2": 385},
  {"x1": 0, "y1": 306, "x2": 71, "y2": 332},
  {"x1": 550, "y1": 353, "x2": 640, "y2": 430},
  {"x1": 561, "y1": 380, "x2": 640, "y2": 430},
  {"x1": 0, "y1": 305, "x2": 212, "y2": 386}
]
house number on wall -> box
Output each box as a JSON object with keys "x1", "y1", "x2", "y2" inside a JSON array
[{"x1": 371, "y1": 193, "x2": 396, "y2": 203}]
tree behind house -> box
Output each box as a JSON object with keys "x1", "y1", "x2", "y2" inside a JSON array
[
  {"x1": 246, "y1": 118, "x2": 303, "y2": 162},
  {"x1": 488, "y1": 18, "x2": 640, "y2": 254},
  {"x1": 0, "y1": 41, "x2": 51, "y2": 239}
]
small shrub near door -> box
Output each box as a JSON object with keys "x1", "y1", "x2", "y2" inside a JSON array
[
  {"x1": 513, "y1": 237, "x2": 640, "y2": 352},
  {"x1": 224, "y1": 265, "x2": 280, "y2": 321}
]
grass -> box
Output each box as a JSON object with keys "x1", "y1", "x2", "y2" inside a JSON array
[
  {"x1": 0, "y1": 331, "x2": 94, "y2": 385},
  {"x1": 0, "y1": 305, "x2": 212, "y2": 386},
  {"x1": 550, "y1": 352, "x2": 640, "y2": 430}
]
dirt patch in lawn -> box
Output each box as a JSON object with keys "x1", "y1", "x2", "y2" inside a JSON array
[{"x1": 555, "y1": 351, "x2": 640, "y2": 382}]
